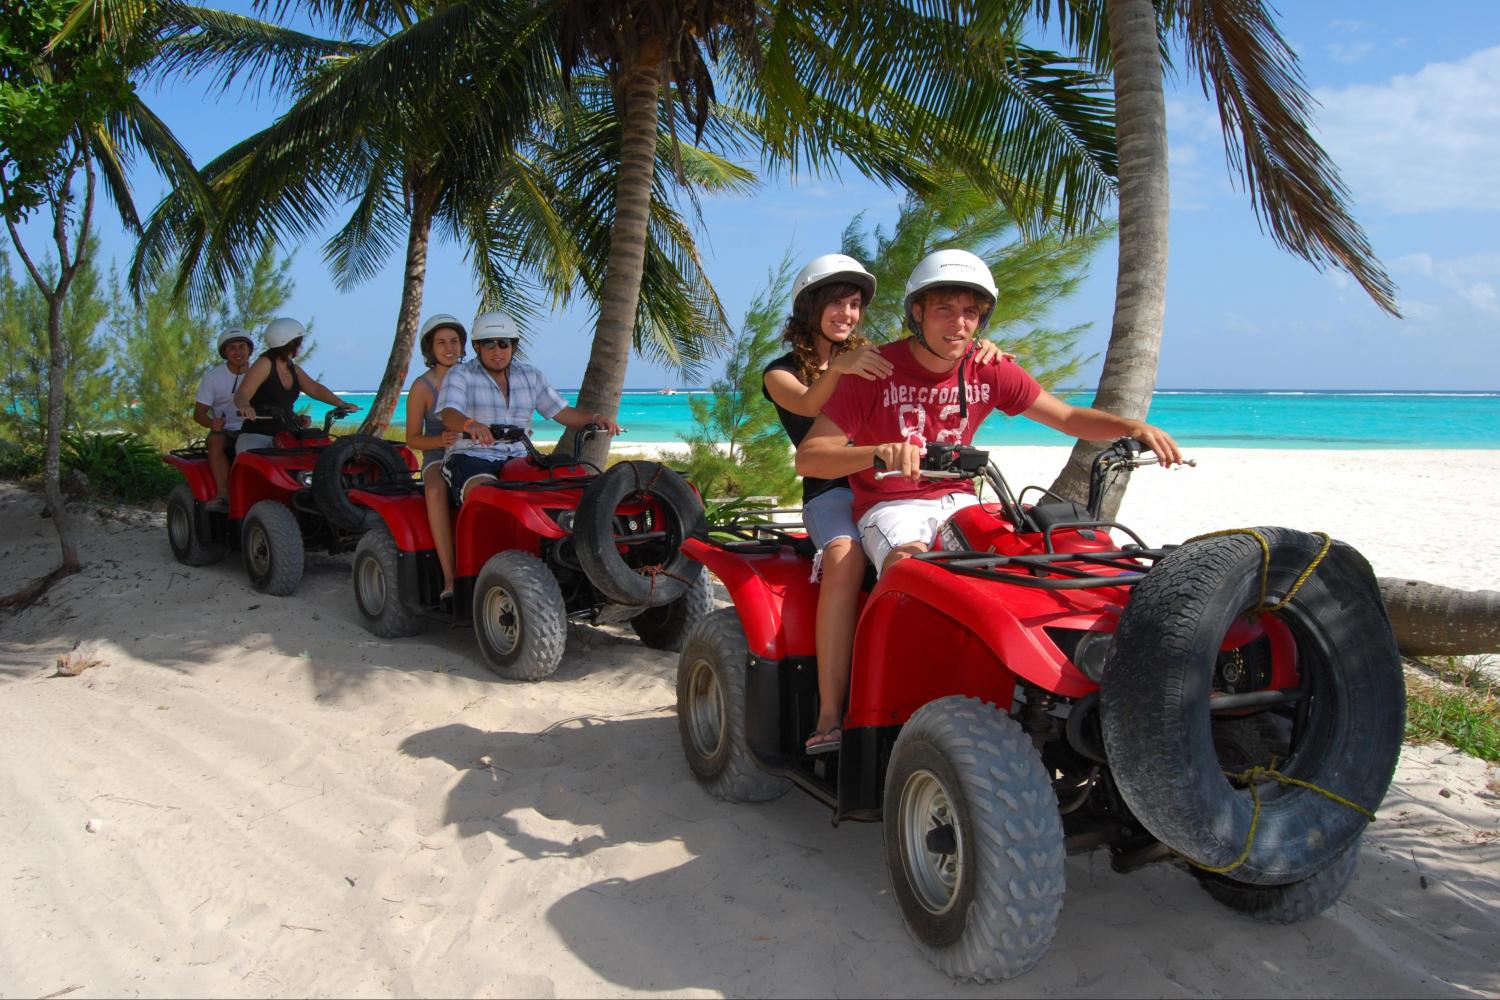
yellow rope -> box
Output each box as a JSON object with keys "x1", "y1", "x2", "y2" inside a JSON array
[
  {"x1": 1183, "y1": 766, "x2": 1376, "y2": 875},
  {"x1": 1181, "y1": 528, "x2": 1333, "y2": 616}
]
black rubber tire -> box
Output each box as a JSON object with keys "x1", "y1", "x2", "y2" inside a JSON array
[
  {"x1": 241, "y1": 500, "x2": 304, "y2": 596},
  {"x1": 471, "y1": 550, "x2": 567, "y2": 681},
  {"x1": 1193, "y1": 836, "x2": 1362, "y2": 924},
  {"x1": 351, "y1": 526, "x2": 426, "y2": 638},
  {"x1": 574, "y1": 461, "x2": 706, "y2": 608},
  {"x1": 311, "y1": 434, "x2": 408, "y2": 532},
  {"x1": 1101, "y1": 527, "x2": 1404, "y2": 885},
  {"x1": 884, "y1": 696, "x2": 1066, "y2": 982},
  {"x1": 676, "y1": 608, "x2": 791, "y2": 802},
  {"x1": 632, "y1": 569, "x2": 714, "y2": 651},
  {"x1": 166, "y1": 483, "x2": 224, "y2": 566}
]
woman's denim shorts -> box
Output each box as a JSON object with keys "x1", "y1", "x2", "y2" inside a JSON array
[{"x1": 802, "y1": 486, "x2": 859, "y2": 549}]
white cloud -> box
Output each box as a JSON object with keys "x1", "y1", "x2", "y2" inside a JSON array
[
  {"x1": 1312, "y1": 46, "x2": 1500, "y2": 213},
  {"x1": 1326, "y1": 39, "x2": 1376, "y2": 65}
]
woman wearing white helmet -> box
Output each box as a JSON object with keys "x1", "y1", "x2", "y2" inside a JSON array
[
  {"x1": 762, "y1": 253, "x2": 1008, "y2": 754},
  {"x1": 234, "y1": 318, "x2": 360, "y2": 453},
  {"x1": 405, "y1": 313, "x2": 468, "y2": 599},
  {"x1": 797, "y1": 248, "x2": 1182, "y2": 579},
  {"x1": 192, "y1": 327, "x2": 255, "y2": 507}
]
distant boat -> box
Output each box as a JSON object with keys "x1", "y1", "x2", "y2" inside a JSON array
[{"x1": 657, "y1": 387, "x2": 678, "y2": 395}]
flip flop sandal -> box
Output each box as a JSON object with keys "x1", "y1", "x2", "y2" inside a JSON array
[{"x1": 805, "y1": 727, "x2": 842, "y2": 756}]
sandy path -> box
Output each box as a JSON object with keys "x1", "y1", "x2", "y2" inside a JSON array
[{"x1": 1, "y1": 450, "x2": 1497, "y2": 998}]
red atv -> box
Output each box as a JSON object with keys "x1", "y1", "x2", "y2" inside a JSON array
[
  {"x1": 675, "y1": 439, "x2": 1403, "y2": 982},
  {"x1": 345, "y1": 424, "x2": 712, "y2": 681},
  {"x1": 164, "y1": 407, "x2": 415, "y2": 595}
]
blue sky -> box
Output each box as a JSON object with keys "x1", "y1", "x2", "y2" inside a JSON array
[{"x1": 15, "y1": 1, "x2": 1500, "y2": 391}]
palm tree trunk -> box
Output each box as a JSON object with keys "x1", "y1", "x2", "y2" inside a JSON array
[
  {"x1": 566, "y1": 51, "x2": 662, "y2": 467},
  {"x1": 358, "y1": 187, "x2": 437, "y2": 438},
  {"x1": 41, "y1": 287, "x2": 79, "y2": 573},
  {"x1": 1049, "y1": 0, "x2": 1169, "y2": 515},
  {"x1": 1379, "y1": 578, "x2": 1500, "y2": 656}
]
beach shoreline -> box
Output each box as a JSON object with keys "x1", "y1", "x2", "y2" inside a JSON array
[{"x1": 1, "y1": 448, "x2": 1496, "y2": 997}]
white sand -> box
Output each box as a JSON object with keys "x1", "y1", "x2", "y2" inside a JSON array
[{"x1": 1, "y1": 448, "x2": 1497, "y2": 998}]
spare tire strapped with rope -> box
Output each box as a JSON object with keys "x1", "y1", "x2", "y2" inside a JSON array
[
  {"x1": 312, "y1": 434, "x2": 410, "y2": 533},
  {"x1": 1100, "y1": 526, "x2": 1404, "y2": 886},
  {"x1": 574, "y1": 461, "x2": 706, "y2": 608}
]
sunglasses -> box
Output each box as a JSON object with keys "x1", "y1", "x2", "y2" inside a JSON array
[{"x1": 474, "y1": 337, "x2": 517, "y2": 350}]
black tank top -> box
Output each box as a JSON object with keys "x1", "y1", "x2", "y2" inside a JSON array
[
  {"x1": 762, "y1": 351, "x2": 849, "y2": 505},
  {"x1": 242, "y1": 359, "x2": 302, "y2": 436}
]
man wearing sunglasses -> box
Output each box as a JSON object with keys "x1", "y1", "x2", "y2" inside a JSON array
[{"x1": 436, "y1": 311, "x2": 623, "y2": 504}]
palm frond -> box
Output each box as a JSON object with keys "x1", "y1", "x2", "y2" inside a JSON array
[{"x1": 151, "y1": 4, "x2": 362, "y2": 98}]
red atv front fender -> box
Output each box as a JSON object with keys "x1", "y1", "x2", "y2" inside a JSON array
[{"x1": 349, "y1": 488, "x2": 433, "y2": 551}]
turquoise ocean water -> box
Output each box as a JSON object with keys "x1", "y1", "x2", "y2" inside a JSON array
[{"x1": 313, "y1": 389, "x2": 1499, "y2": 449}]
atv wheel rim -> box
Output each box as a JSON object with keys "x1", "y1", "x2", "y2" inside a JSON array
[
  {"x1": 684, "y1": 657, "x2": 726, "y2": 760},
  {"x1": 899, "y1": 768, "x2": 965, "y2": 916},
  {"x1": 245, "y1": 524, "x2": 271, "y2": 579},
  {"x1": 168, "y1": 504, "x2": 191, "y2": 551},
  {"x1": 481, "y1": 586, "x2": 520, "y2": 656},
  {"x1": 356, "y1": 555, "x2": 386, "y2": 616}
]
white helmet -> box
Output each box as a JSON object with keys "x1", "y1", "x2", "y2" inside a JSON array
[
  {"x1": 216, "y1": 327, "x2": 252, "y2": 357},
  {"x1": 419, "y1": 313, "x2": 466, "y2": 340},
  {"x1": 470, "y1": 311, "x2": 521, "y2": 342},
  {"x1": 792, "y1": 253, "x2": 876, "y2": 309},
  {"x1": 262, "y1": 317, "x2": 307, "y2": 349},
  {"x1": 903, "y1": 249, "x2": 999, "y2": 332}
]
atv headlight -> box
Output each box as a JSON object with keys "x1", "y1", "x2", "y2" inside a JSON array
[
  {"x1": 295, "y1": 470, "x2": 314, "y2": 487},
  {"x1": 544, "y1": 508, "x2": 575, "y2": 533},
  {"x1": 1045, "y1": 627, "x2": 1113, "y2": 683}
]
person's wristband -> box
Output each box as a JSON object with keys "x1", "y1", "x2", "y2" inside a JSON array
[{"x1": 463, "y1": 418, "x2": 480, "y2": 433}]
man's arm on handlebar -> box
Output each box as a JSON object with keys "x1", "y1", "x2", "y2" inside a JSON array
[
  {"x1": 795, "y1": 415, "x2": 927, "y2": 483},
  {"x1": 1021, "y1": 390, "x2": 1183, "y2": 467},
  {"x1": 553, "y1": 405, "x2": 622, "y2": 436}
]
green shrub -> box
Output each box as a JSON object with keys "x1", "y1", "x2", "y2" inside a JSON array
[
  {"x1": 0, "y1": 439, "x2": 44, "y2": 479},
  {"x1": 61, "y1": 430, "x2": 178, "y2": 504}
]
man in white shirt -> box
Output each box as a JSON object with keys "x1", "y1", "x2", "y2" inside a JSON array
[
  {"x1": 193, "y1": 328, "x2": 253, "y2": 509},
  {"x1": 436, "y1": 312, "x2": 621, "y2": 503}
]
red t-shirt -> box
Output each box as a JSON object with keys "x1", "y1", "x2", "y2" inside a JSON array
[{"x1": 820, "y1": 340, "x2": 1042, "y2": 518}]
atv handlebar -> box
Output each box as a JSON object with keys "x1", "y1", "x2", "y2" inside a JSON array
[
  {"x1": 872, "y1": 442, "x2": 991, "y2": 481},
  {"x1": 1084, "y1": 437, "x2": 1194, "y2": 517},
  {"x1": 460, "y1": 422, "x2": 607, "y2": 465}
]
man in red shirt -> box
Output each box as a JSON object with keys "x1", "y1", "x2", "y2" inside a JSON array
[{"x1": 798, "y1": 249, "x2": 1182, "y2": 576}]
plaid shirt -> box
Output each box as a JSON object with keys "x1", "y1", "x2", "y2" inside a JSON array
[{"x1": 436, "y1": 358, "x2": 568, "y2": 461}]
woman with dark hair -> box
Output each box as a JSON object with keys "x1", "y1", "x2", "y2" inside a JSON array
[
  {"x1": 405, "y1": 313, "x2": 468, "y2": 600},
  {"x1": 763, "y1": 254, "x2": 1003, "y2": 754},
  {"x1": 233, "y1": 317, "x2": 358, "y2": 453}
]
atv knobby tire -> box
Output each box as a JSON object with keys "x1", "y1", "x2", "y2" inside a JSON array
[
  {"x1": 884, "y1": 696, "x2": 1066, "y2": 983},
  {"x1": 472, "y1": 550, "x2": 567, "y2": 681},
  {"x1": 352, "y1": 526, "x2": 426, "y2": 638},
  {"x1": 312, "y1": 434, "x2": 408, "y2": 532},
  {"x1": 167, "y1": 483, "x2": 224, "y2": 566},
  {"x1": 574, "y1": 461, "x2": 705, "y2": 607},
  {"x1": 1101, "y1": 527, "x2": 1403, "y2": 885},
  {"x1": 242, "y1": 500, "x2": 304, "y2": 595},
  {"x1": 633, "y1": 569, "x2": 714, "y2": 651},
  {"x1": 1193, "y1": 836, "x2": 1362, "y2": 923},
  {"x1": 676, "y1": 608, "x2": 790, "y2": 802}
]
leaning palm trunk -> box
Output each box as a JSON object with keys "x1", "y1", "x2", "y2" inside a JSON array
[
  {"x1": 1379, "y1": 578, "x2": 1500, "y2": 657},
  {"x1": 566, "y1": 54, "x2": 662, "y2": 468},
  {"x1": 358, "y1": 189, "x2": 437, "y2": 438},
  {"x1": 1049, "y1": 0, "x2": 1169, "y2": 516}
]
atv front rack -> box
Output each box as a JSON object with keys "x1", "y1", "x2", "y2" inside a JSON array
[{"x1": 915, "y1": 545, "x2": 1175, "y2": 590}]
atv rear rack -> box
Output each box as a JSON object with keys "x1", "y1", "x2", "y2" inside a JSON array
[{"x1": 915, "y1": 545, "x2": 1174, "y2": 590}]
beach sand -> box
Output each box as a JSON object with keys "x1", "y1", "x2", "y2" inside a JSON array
[{"x1": 1, "y1": 448, "x2": 1497, "y2": 998}]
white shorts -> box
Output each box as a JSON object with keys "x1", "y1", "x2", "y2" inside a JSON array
[{"x1": 857, "y1": 493, "x2": 980, "y2": 574}]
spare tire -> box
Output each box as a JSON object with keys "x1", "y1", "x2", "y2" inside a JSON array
[
  {"x1": 312, "y1": 434, "x2": 409, "y2": 532},
  {"x1": 574, "y1": 461, "x2": 706, "y2": 607},
  {"x1": 1100, "y1": 526, "x2": 1403, "y2": 886}
]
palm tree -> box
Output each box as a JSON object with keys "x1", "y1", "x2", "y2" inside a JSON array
[
  {"x1": 1, "y1": 0, "x2": 207, "y2": 600},
  {"x1": 135, "y1": 3, "x2": 758, "y2": 435},
  {"x1": 1037, "y1": 0, "x2": 1399, "y2": 510}
]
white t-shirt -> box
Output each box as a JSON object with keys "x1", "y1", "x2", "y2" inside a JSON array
[{"x1": 194, "y1": 363, "x2": 247, "y2": 431}]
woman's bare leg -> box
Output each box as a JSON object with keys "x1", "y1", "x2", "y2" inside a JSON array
[
  {"x1": 813, "y1": 536, "x2": 865, "y2": 735},
  {"x1": 424, "y1": 473, "x2": 456, "y2": 595}
]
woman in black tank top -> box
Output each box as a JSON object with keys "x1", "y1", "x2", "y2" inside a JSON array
[{"x1": 234, "y1": 319, "x2": 357, "y2": 449}]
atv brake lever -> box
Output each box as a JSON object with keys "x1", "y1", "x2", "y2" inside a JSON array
[
  {"x1": 1127, "y1": 456, "x2": 1196, "y2": 469},
  {"x1": 874, "y1": 469, "x2": 966, "y2": 480}
]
